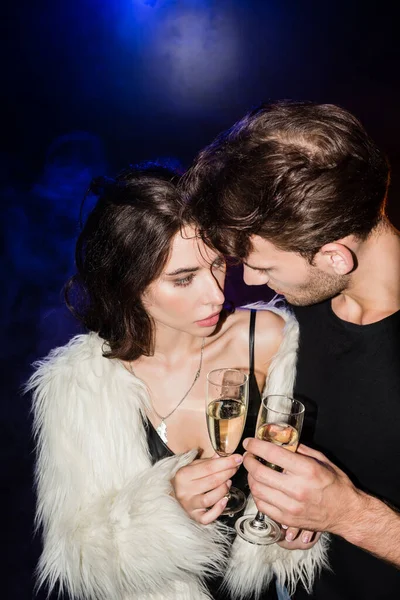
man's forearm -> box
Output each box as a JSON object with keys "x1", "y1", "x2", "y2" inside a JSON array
[
  {"x1": 244, "y1": 439, "x2": 400, "y2": 568},
  {"x1": 336, "y1": 490, "x2": 400, "y2": 568}
]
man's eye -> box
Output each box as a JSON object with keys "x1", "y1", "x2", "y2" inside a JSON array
[
  {"x1": 174, "y1": 274, "x2": 195, "y2": 287},
  {"x1": 255, "y1": 267, "x2": 272, "y2": 274},
  {"x1": 212, "y1": 257, "x2": 226, "y2": 269}
]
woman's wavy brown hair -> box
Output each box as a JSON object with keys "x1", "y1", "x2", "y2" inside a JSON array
[{"x1": 65, "y1": 165, "x2": 187, "y2": 361}]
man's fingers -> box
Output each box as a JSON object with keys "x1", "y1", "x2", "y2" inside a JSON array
[
  {"x1": 248, "y1": 473, "x2": 304, "y2": 522},
  {"x1": 297, "y1": 444, "x2": 336, "y2": 469},
  {"x1": 244, "y1": 438, "x2": 331, "y2": 481},
  {"x1": 249, "y1": 477, "x2": 323, "y2": 532},
  {"x1": 243, "y1": 438, "x2": 307, "y2": 474},
  {"x1": 296, "y1": 444, "x2": 322, "y2": 458},
  {"x1": 250, "y1": 497, "x2": 285, "y2": 525},
  {"x1": 243, "y1": 453, "x2": 290, "y2": 493}
]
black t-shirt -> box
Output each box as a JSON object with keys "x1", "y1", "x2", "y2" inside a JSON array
[{"x1": 291, "y1": 299, "x2": 400, "y2": 600}]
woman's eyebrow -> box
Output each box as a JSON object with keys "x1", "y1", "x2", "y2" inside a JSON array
[{"x1": 165, "y1": 267, "x2": 200, "y2": 276}]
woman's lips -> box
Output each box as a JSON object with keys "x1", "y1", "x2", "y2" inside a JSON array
[{"x1": 196, "y1": 311, "x2": 221, "y2": 327}]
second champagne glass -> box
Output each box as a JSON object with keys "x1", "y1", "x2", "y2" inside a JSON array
[
  {"x1": 235, "y1": 394, "x2": 305, "y2": 544},
  {"x1": 206, "y1": 368, "x2": 249, "y2": 516}
]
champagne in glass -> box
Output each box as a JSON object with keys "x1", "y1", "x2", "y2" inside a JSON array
[
  {"x1": 235, "y1": 395, "x2": 305, "y2": 544},
  {"x1": 207, "y1": 397, "x2": 247, "y2": 456},
  {"x1": 206, "y1": 369, "x2": 249, "y2": 515},
  {"x1": 256, "y1": 421, "x2": 299, "y2": 470}
]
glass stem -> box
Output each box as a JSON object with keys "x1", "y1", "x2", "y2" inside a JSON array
[{"x1": 250, "y1": 511, "x2": 267, "y2": 529}]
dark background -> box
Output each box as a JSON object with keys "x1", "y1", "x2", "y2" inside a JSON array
[{"x1": 2, "y1": 1, "x2": 399, "y2": 598}]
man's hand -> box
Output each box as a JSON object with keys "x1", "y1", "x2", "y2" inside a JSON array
[
  {"x1": 243, "y1": 438, "x2": 400, "y2": 567},
  {"x1": 243, "y1": 438, "x2": 361, "y2": 536}
]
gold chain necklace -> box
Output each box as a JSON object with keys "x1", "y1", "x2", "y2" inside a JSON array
[{"x1": 128, "y1": 337, "x2": 205, "y2": 444}]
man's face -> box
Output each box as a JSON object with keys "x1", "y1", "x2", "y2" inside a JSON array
[{"x1": 243, "y1": 236, "x2": 349, "y2": 306}]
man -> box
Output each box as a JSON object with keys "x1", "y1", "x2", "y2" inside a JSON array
[{"x1": 183, "y1": 102, "x2": 400, "y2": 600}]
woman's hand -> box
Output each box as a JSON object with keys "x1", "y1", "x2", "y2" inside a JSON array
[
  {"x1": 172, "y1": 454, "x2": 243, "y2": 524},
  {"x1": 277, "y1": 526, "x2": 321, "y2": 550}
]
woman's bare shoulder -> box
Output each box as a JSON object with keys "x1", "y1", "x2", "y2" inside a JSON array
[
  {"x1": 221, "y1": 307, "x2": 284, "y2": 351},
  {"x1": 212, "y1": 307, "x2": 287, "y2": 381}
]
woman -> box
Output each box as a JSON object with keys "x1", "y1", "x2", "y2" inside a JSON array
[{"x1": 27, "y1": 165, "x2": 328, "y2": 600}]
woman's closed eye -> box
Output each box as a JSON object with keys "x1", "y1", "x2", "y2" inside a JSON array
[
  {"x1": 173, "y1": 257, "x2": 225, "y2": 287},
  {"x1": 174, "y1": 274, "x2": 195, "y2": 287}
]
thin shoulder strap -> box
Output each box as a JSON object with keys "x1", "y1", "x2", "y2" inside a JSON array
[{"x1": 249, "y1": 309, "x2": 256, "y2": 375}]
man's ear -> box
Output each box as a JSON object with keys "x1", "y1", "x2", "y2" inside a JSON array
[{"x1": 313, "y1": 243, "x2": 355, "y2": 275}]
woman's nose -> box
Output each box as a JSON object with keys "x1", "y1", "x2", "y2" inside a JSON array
[{"x1": 205, "y1": 275, "x2": 225, "y2": 305}]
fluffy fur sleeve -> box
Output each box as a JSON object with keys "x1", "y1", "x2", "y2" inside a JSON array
[
  {"x1": 224, "y1": 497, "x2": 330, "y2": 598},
  {"x1": 27, "y1": 335, "x2": 228, "y2": 600}
]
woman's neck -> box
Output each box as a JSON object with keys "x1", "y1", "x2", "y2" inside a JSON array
[{"x1": 147, "y1": 324, "x2": 205, "y2": 368}]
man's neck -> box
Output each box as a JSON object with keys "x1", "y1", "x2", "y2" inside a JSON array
[{"x1": 332, "y1": 222, "x2": 400, "y2": 325}]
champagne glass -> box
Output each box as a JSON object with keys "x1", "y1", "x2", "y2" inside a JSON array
[
  {"x1": 206, "y1": 368, "x2": 249, "y2": 515},
  {"x1": 235, "y1": 394, "x2": 305, "y2": 544}
]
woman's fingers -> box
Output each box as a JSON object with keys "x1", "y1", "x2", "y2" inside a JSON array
[
  {"x1": 277, "y1": 530, "x2": 321, "y2": 550},
  {"x1": 281, "y1": 525, "x2": 300, "y2": 542},
  {"x1": 281, "y1": 526, "x2": 317, "y2": 543},
  {"x1": 174, "y1": 454, "x2": 242, "y2": 496},
  {"x1": 172, "y1": 454, "x2": 243, "y2": 523},
  {"x1": 194, "y1": 465, "x2": 239, "y2": 495},
  {"x1": 193, "y1": 480, "x2": 232, "y2": 510},
  {"x1": 191, "y1": 454, "x2": 243, "y2": 481},
  {"x1": 198, "y1": 495, "x2": 229, "y2": 525}
]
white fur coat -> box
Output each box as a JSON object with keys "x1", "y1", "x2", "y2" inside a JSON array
[{"x1": 27, "y1": 308, "x2": 329, "y2": 600}]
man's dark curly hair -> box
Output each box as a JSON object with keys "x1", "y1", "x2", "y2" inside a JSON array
[{"x1": 181, "y1": 101, "x2": 390, "y2": 261}]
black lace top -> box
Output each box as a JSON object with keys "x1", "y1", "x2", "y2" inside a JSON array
[{"x1": 142, "y1": 310, "x2": 277, "y2": 600}]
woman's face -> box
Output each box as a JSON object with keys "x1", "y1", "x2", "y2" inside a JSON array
[{"x1": 143, "y1": 226, "x2": 226, "y2": 337}]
